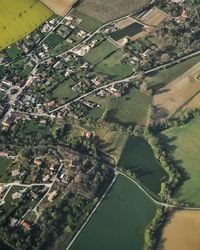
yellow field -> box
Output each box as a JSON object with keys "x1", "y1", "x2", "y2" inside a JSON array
[
  {"x1": 0, "y1": 0, "x2": 52, "y2": 50},
  {"x1": 159, "y1": 211, "x2": 200, "y2": 250}
]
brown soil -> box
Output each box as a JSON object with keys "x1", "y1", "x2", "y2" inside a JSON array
[
  {"x1": 153, "y1": 61, "x2": 200, "y2": 121},
  {"x1": 40, "y1": 0, "x2": 76, "y2": 16},
  {"x1": 159, "y1": 211, "x2": 200, "y2": 250}
]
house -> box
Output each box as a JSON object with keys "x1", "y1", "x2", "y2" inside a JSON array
[
  {"x1": 85, "y1": 131, "x2": 93, "y2": 139},
  {"x1": 11, "y1": 169, "x2": 20, "y2": 177},
  {"x1": 0, "y1": 151, "x2": 9, "y2": 158},
  {"x1": 48, "y1": 190, "x2": 58, "y2": 202},
  {"x1": 43, "y1": 175, "x2": 50, "y2": 182},
  {"x1": 34, "y1": 158, "x2": 42, "y2": 166},
  {"x1": 181, "y1": 9, "x2": 188, "y2": 18},
  {"x1": 10, "y1": 217, "x2": 20, "y2": 228},
  {"x1": 22, "y1": 221, "x2": 31, "y2": 230},
  {"x1": 47, "y1": 100, "x2": 55, "y2": 108},
  {"x1": 12, "y1": 192, "x2": 22, "y2": 200}
]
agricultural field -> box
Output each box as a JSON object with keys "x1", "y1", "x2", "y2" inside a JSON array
[
  {"x1": 44, "y1": 33, "x2": 64, "y2": 47},
  {"x1": 162, "y1": 119, "x2": 200, "y2": 205},
  {"x1": 71, "y1": 10, "x2": 103, "y2": 32},
  {"x1": 70, "y1": 175, "x2": 156, "y2": 250},
  {"x1": 118, "y1": 136, "x2": 168, "y2": 194},
  {"x1": 110, "y1": 22, "x2": 144, "y2": 41},
  {"x1": 86, "y1": 87, "x2": 152, "y2": 126},
  {"x1": 77, "y1": 0, "x2": 151, "y2": 22},
  {"x1": 153, "y1": 61, "x2": 200, "y2": 121},
  {"x1": 84, "y1": 40, "x2": 117, "y2": 65},
  {"x1": 158, "y1": 211, "x2": 200, "y2": 250},
  {"x1": 145, "y1": 54, "x2": 200, "y2": 92},
  {"x1": 53, "y1": 79, "x2": 78, "y2": 103},
  {"x1": 0, "y1": 0, "x2": 52, "y2": 51},
  {"x1": 139, "y1": 7, "x2": 169, "y2": 27},
  {"x1": 5, "y1": 44, "x2": 23, "y2": 59},
  {"x1": 40, "y1": 0, "x2": 76, "y2": 16},
  {"x1": 0, "y1": 158, "x2": 11, "y2": 177},
  {"x1": 94, "y1": 50, "x2": 134, "y2": 78}
]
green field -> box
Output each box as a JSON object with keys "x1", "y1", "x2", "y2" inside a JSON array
[
  {"x1": 162, "y1": 119, "x2": 200, "y2": 205},
  {"x1": 71, "y1": 10, "x2": 103, "y2": 32},
  {"x1": 118, "y1": 136, "x2": 168, "y2": 194},
  {"x1": 53, "y1": 79, "x2": 78, "y2": 103},
  {"x1": 0, "y1": 0, "x2": 52, "y2": 50},
  {"x1": 70, "y1": 175, "x2": 156, "y2": 250},
  {"x1": 95, "y1": 50, "x2": 134, "y2": 78},
  {"x1": 5, "y1": 43, "x2": 23, "y2": 59},
  {"x1": 86, "y1": 87, "x2": 152, "y2": 126},
  {"x1": 44, "y1": 33, "x2": 64, "y2": 48},
  {"x1": 146, "y1": 54, "x2": 200, "y2": 91},
  {"x1": 84, "y1": 40, "x2": 117, "y2": 65},
  {"x1": 0, "y1": 158, "x2": 11, "y2": 177}
]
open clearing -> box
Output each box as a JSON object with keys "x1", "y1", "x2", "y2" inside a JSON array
[
  {"x1": 84, "y1": 40, "x2": 117, "y2": 65},
  {"x1": 0, "y1": 0, "x2": 52, "y2": 51},
  {"x1": 70, "y1": 175, "x2": 156, "y2": 250},
  {"x1": 139, "y1": 7, "x2": 169, "y2": 27},
  {"x1": 77, "y1": 0, "x2": 151, "y2": 22},
  {"x1": 118, "y1": 136, "x2": 168, "y2": 194},
  {"x1": 153, "y1": 61, "x2": 200, "y2": 121},
  {"x1": 94, "y1": 50, "x2": 134, "y2": 78},
  {"x1": 162, "y1": 119, "x2": 200, "y2": 205},
  {"x1": 86, "y1": 87, "x2": 152, "y2": 126},
  {"x1": 40, "y1": 0, "x2": 76, "y2": 16},
  {"x1": 0, "y1": 158, "x2": 11, "y2": 177},
  {"x1": 159, "y1": 211, "x2": 200, "y2": 250}
]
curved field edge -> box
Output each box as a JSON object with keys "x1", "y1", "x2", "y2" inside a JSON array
[{"x1": 0, "y1": 0, "x2": 53, "y2": 51}]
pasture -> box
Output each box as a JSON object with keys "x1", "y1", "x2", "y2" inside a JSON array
[
  {"x1": 71, "y1": 10, "x2": 103, "y2": 32},
  {"x1": 162, "y1": 119, "x2": 200, "y2": 205},
  {"x1": 0, "y1": 158, "x2": 11, "y2": 177},
  {"x1": 84, "y1": 40, "x2": 117, "y2": 65},
  {"x1": 95, "y1": 50, "x2": 134, "y2": 78},
  {"x1": 0, "y1": 0, "x2": 52, "y2": 51},
  {"x1": 118, "y1": 136, "x2": 168, "y2": 194},
  {"x1": 77, "y1": 0, "x2": 151, "y2": 22},
  {"x1": 53, "y1": 79, "x2": 78, "y2": 103},
  {"x1": 158, "y1": 211, "x2": 200, "y2": 250},
  {"x1": 153, "y1": 61, "x2": 200, "y2": 121},
  {"x1": 70, "y1": 175, "x2": 156, "y2": 250},
  {"x1": 86, "y1": 87, "x2": 152, "y2": 126},
  {"x1": 40, "y1": 0, "x2": 75, "y2": 16}
]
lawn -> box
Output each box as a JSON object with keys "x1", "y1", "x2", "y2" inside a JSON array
[
  {"x1": 70, "y1": 175, "x2": 156, "y2": 250},
  {"x1": 71, "y1": 10, "x2": 103, "y2": 32},
  {"x1": 5, "y1": 44, "x2": 23, "y2": 59},
  {"x1": 0, "y1": 0, "x2": 52, "y2": 50},
  {"x1": 118, "y1": 136, "x2": 168, "y2": 194},
  {"x1": 0, "y1": 158, "x2": 11, "y2": 177},
  {"x1": 86, "y1": 87, "x2": 152, "y2": 126},
  {"x1": 162, "y1": 119, "x2": 200, "y2": 205},
  {"x1": 53, "y1": 79, "x2": 78, "y2": 103},
  {"x1": 84, "y1": 40, "x2": 117, "y2": 65},
  {"x1": 44, "y1": 33, "x2": 64, "y2": 47},
  {"x1": 94, "y1": 50, "x2": 134, "y2": 78}
]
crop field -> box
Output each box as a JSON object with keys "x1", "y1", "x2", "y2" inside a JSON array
[
  {"x1": 95, "y1": 50, "x2": 134, "y2": 78},
  {"x1": 0, "y1": 158, "x2": 11, "y2": 177},
  {"x1": 86, "y1": 87, "x2": 152, "y2": 126},
  {"x1": 153, "y1": 61, "x2": 200, "y2": 121},
  {"x1": 40, "y1": 0, "x2": 75, "y2": 16},
  {"x1": 162, "y1": 119, "x2": 200, "y2": 205},
  {"x1": 0, "y1": 0, "x2": 52, "y2": 51},
  {"x1": 77, "y1": 0, "x2": 151, "y2": 22},
  {"x1": 71, "y1": 10, "x2": 103, "y2": 32},
  {"x1": 118, "y1": 136, "x2": 168, "y2": 194},
  {"x1": 84, "y1": 40, "x2": 117, "y2": 65},
  {"x1": 139, "y1": 7, "x2": 169, "y2": 27},
  {"x1": 70, "y1": 175, "x2": 156, "y2": 250},
  {"x1": 158, "y1": 211, "x2": 200, "y2": 250},
  {"x1": 53, "y1": 79, "x2": 78, "y2": 103},
  {"x1": 110, "y1": 22, "x2": 144, "y2": 41}
]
